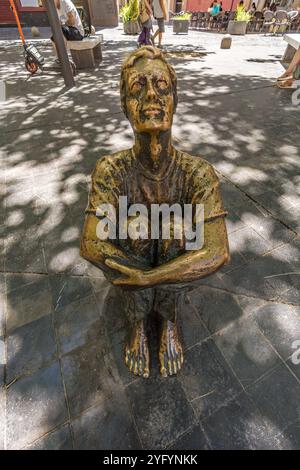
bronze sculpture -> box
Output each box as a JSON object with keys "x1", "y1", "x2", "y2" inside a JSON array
[{"x1": 80, "y1": 46, "x2": 229, "y2": 378}]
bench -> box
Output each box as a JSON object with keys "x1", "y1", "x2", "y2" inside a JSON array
[
  {"x1": 282, "y1": 33, "x2": 300, "y2": 78},
  {"x1": 67, "y1": 34, "x2": 103, "y2": 69}
]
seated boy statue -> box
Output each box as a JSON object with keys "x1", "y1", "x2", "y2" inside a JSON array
[{"x1": 80, "y1": 46, "x2": 229, "y2": 378}]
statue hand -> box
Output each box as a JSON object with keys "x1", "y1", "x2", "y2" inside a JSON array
[{"x1": 105, "y1": 259, "x2": 157, "y2": 287}]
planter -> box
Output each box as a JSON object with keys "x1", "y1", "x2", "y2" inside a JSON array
[
  {"x1": 227, "y1": 20, "x2": 248, "y2": 35},
  {"x1": 173, "y1": 19, "x2": 189, "y2": 34},
  {"x1": 123, "y1": 20, "x2": 141, "y2": 35}
]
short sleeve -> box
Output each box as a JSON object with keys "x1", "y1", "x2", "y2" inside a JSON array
[
  {"x1": 190, "y1": 163, "x2": 227, "y2": 222},
  {"x1": 86, "y1": 157, "x2": 121, "y2": 217}
]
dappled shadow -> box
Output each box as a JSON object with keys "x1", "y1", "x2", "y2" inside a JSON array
[{"x1": 0, "y1": 31, "x2": 300, "y2": 450}]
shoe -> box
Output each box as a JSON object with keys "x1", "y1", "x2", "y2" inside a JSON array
[
  {"x1": 277, "y1": 78, "x2": 295, "y2": 88},
  {"x1": 277, "y1": 74, "x2": 293, "y2": 82}
]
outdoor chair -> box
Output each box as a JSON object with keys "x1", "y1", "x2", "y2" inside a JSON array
[
  {"x1": 261, "y1": 10, "x2": 275, "y2": 35},
  {"x1": 273, "y1": 10, "x2": 289, "y2": 35},
  {"x1": 190, "y1": 12, "x2": 198, "y2": 28},
  {"x1": 248, "y1": 11, "x2": 263, "y2": 32},
  {"x1": 217, "y1": 11, "x2": 230, "y2": 32},
  {"x1": 202, "y1": 12, "x2": 211, "y2": 29},
  {"x1": 287, "y1": 11, "x2": 299, "y2": 32},
  {"x1": 196, "y1": 12, "x2": 204, "y2": 29}
]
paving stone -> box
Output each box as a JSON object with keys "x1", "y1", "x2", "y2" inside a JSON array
[
  {"x1": 227, "y1": 226, "x2": 272, "y2": 261},
  {"x1": 5, "y1": 228, "x2": 46, "y2": 274},
  {"x1": 0, "y1": 387, "x2": 5, "y2": 450},
  {"x1": 225, "y1": 209, "x2": 246, "y2": 235},
  {"x1": 0, "y1": 337, "x2": 4, "y2": 387},
  {"x1": 202, "y1": 392, "x2": 288, "y2": 450},
  {"x1": 55, "y1": 294, "x2": 103, "y2": 355},
  {"x1": 189, "y1": 286, "x2": 244, "y2": 334},
  {"x1": 126, "y1": 376, "x2": 196, "y2": 449},
  {"x1": 247, "y1": 363, "x2": 300, "y2": 433},
  {"x1": 72, "y1": 394, "x2": 140, "y2": 450},
  {"x1": 25, "y1": 424, "x2": 73, "y2": 450},
  {"x1": 179, "y1": 339, "x2": 242, "y2": 420},
  {"x1": 0, "y1": 289, "x2": 5, "y2": 338},
  {"x1": 278, "y1": 285, "x2": 300, "y2": 306},
  {"x1": 7, "y1": 363, "x2": 68, "y2": 449},
  {"x1": 61, "y1": 343, "x2": 120, "y2": 418},
  {"x1": 5, "y1": 273, "x2": 44, "y2": 293},
  {"x1": 178, "y1": 297, "x2": 210, "y2": 350},
  {"x1": 220, "y1": 256, "x2": 295, "y2": 300},
  {"x1": 6, "y1": 314, "x2": 57, "y2": 383},
  {"x1": 49, "y1": 274, "x2": 93, "y2": 311},
  {"x1": 6, "y1": 277, "x2": 53, "y2": 334},
  {"x1": 254, "y1": 303, "x2": 300, "y2": 360},
  {"x1": 169, "y1": 425, "x2": 210, "y2": 450},
  {"x1": 214, "y1": 314, "x2": 279, "y2": 387},
  {"x1": 241, "y1": 213, "x2": 296, "y2": 250}
]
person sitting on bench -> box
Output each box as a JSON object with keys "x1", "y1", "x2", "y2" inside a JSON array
[
  {"x1": 52, "y1": 0, "x2": 84, "y2": 61},
  {"x1": 277, "y1": 45, "x2": 300, "y2": 88}
]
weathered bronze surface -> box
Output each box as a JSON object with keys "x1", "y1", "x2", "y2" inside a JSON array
[{"x1": 80, "y1": 46, "x2": 230, "y2": 378}]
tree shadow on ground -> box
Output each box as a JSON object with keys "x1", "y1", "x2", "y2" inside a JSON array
[{"x1": 0, "y1": 36, "x2": 300, "y2": 450}]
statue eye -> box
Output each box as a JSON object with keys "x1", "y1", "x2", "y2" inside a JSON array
[
  {"x1": 131, "y1": 76, "x2": 146, "y2": 94},
  {"x1": 156, "y1": 79, "x2": 169, "y2": 91}
]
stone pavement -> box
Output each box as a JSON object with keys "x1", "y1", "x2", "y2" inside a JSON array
[{"x1": 0, "y1": 25, "x2": 300, "y2": 450}]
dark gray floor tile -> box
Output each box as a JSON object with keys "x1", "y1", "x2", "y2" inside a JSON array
[
  {"x1": 6, "y1": 277, "x2": 53, "y2": 334},
  {"x1": 49, "y1": 274, "x2": 93, "y2": 311},
  {"x1": 7, "y1": 363, "x2": 68, "y2": 449},
  {"x1": 6, "y1": 314, "x2": 57, "y2": 383},
  {"x1": 5, "y1": 228, "x2": 46, "y2": 274},
  {"x1": 126, "y1": 376, "x2": 196, "y2": 449},
  {"x1": 55, "y1": 294, "x2": 102, "y2": 355},
  {"x1": 278, "y1": 285, "x2": 300, "y2": 305},
  {"x1": 242, "y1": 213, "x2": 296, "y2": 250},
  {"x1": 247, "y1": 363, "x2": 300, "y2": 432},
  {"x1": 203, "y1": 392, "x2": 287, "y2": 450},
  {"x1": 178, "y1": 297, "x2": 210, "y2": 350},
  {"x1": 220, "y1": 256, "x2": 295, "y2": 300},
  {"x1": 25, "y1": 424, "x2": 73, "y2": 450},
  {"x1": 227, "y1": 226, "x2": 272, "y2": 261},
  {"x1": 214, "y1": 314, "x2": 279, "y2": 387},
  {"x1": 72, "y1": 395, "x2": 140, "y2": 450},
  {"x1": 254, "y1": 303, "x2": 300, "y2": 360},
  {"x1": 0, "y1": 337, "x2": 4, "y2": 386},
  {"x1": 169, "y1": 425, "x2": 210, "y2": 450},
  {"x1": 61, "y1": 343, "x2": 121, "y2": 418},
  {"x1": 5, "y1": 273, "x2": 44, "y2": 293},
  {"x1": 0, "y1": 387, "x2": 5, "y2": 450},
  {"x1": 189, "y1": 286, "x2": 244, "y2": 334},
  {"x1": 179, "y1": 339, "x2": 242, "y2": 420}
]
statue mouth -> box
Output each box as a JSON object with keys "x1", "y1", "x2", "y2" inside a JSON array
[{"x1": 141, "y1": 106, "x2": 164, "y2": 120}]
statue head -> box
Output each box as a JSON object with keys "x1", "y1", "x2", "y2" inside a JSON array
[{"x1": 120, "y1": 46, "x2": 178, "y2": 133}]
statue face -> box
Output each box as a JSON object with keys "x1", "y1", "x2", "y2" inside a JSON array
[{"x1": 125, "y1": 58, "x2": 174, "y2": 133}]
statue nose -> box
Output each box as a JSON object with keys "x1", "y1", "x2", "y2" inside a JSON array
[{"x1": 145, "y1": 81, "x2": 156, "y2": 100}]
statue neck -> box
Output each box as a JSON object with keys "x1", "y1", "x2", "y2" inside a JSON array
[{"x1": 133, "y1": 130, "x2": 173, "y2": 177}]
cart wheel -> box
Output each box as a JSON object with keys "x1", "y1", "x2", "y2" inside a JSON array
[
  {"x1": 25, "y1": 58, "x2": 38, "y2": 75},
  {"x1": 70, "y1": 60, "x2": 77, "y2": 77}
]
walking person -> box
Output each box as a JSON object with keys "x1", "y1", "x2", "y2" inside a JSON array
[
  {"x1": 138, "y1": 0, "x2": 153, "y2": 46},
  {"x1": 152, "y1": 0, "x2": 167, "y2": 49}
]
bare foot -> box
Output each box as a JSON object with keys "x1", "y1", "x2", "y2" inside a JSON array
[
  {"x1": 125, "y1": 320, "x2": 150, "y2": 378},
  {"x1": 277, "y1": 71, "x2": 293, "y2": 81},
  {"x1": 159, "y1": 319, "x2": 183, "y2": 377}
]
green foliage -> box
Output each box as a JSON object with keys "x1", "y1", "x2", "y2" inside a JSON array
[
  {"x1": 235, "y1": 6, "x2": 252, "y2": 22},
  {"x1": 120, "y1": 0, "x2": 139, "y2": 23},
  {"x1": 173, "y1": 12, "x2": 192, "y2": 20}
]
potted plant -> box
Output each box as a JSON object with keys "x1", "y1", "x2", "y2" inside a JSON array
[
  {"x1": 173, "y1": 12, "x2": 192, "y2": 34},
  {"x1": 120, "y1": 0, "x2": 141, "y2": 35},
  {"x1": 227, "y1": 6, "x2": 252, "y2": 35}
]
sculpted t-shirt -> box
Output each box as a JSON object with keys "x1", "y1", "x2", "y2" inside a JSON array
[{"x1": 86, "y1": 148, "x2": 227, "y2": 265}]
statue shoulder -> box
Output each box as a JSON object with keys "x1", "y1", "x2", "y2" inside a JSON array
[
  {"x1": 175, "y1": 149, "x2": 218, "y2": 181},
  {"x1": 93, "y1": 149, "x2": 134, "y2": 179}
]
